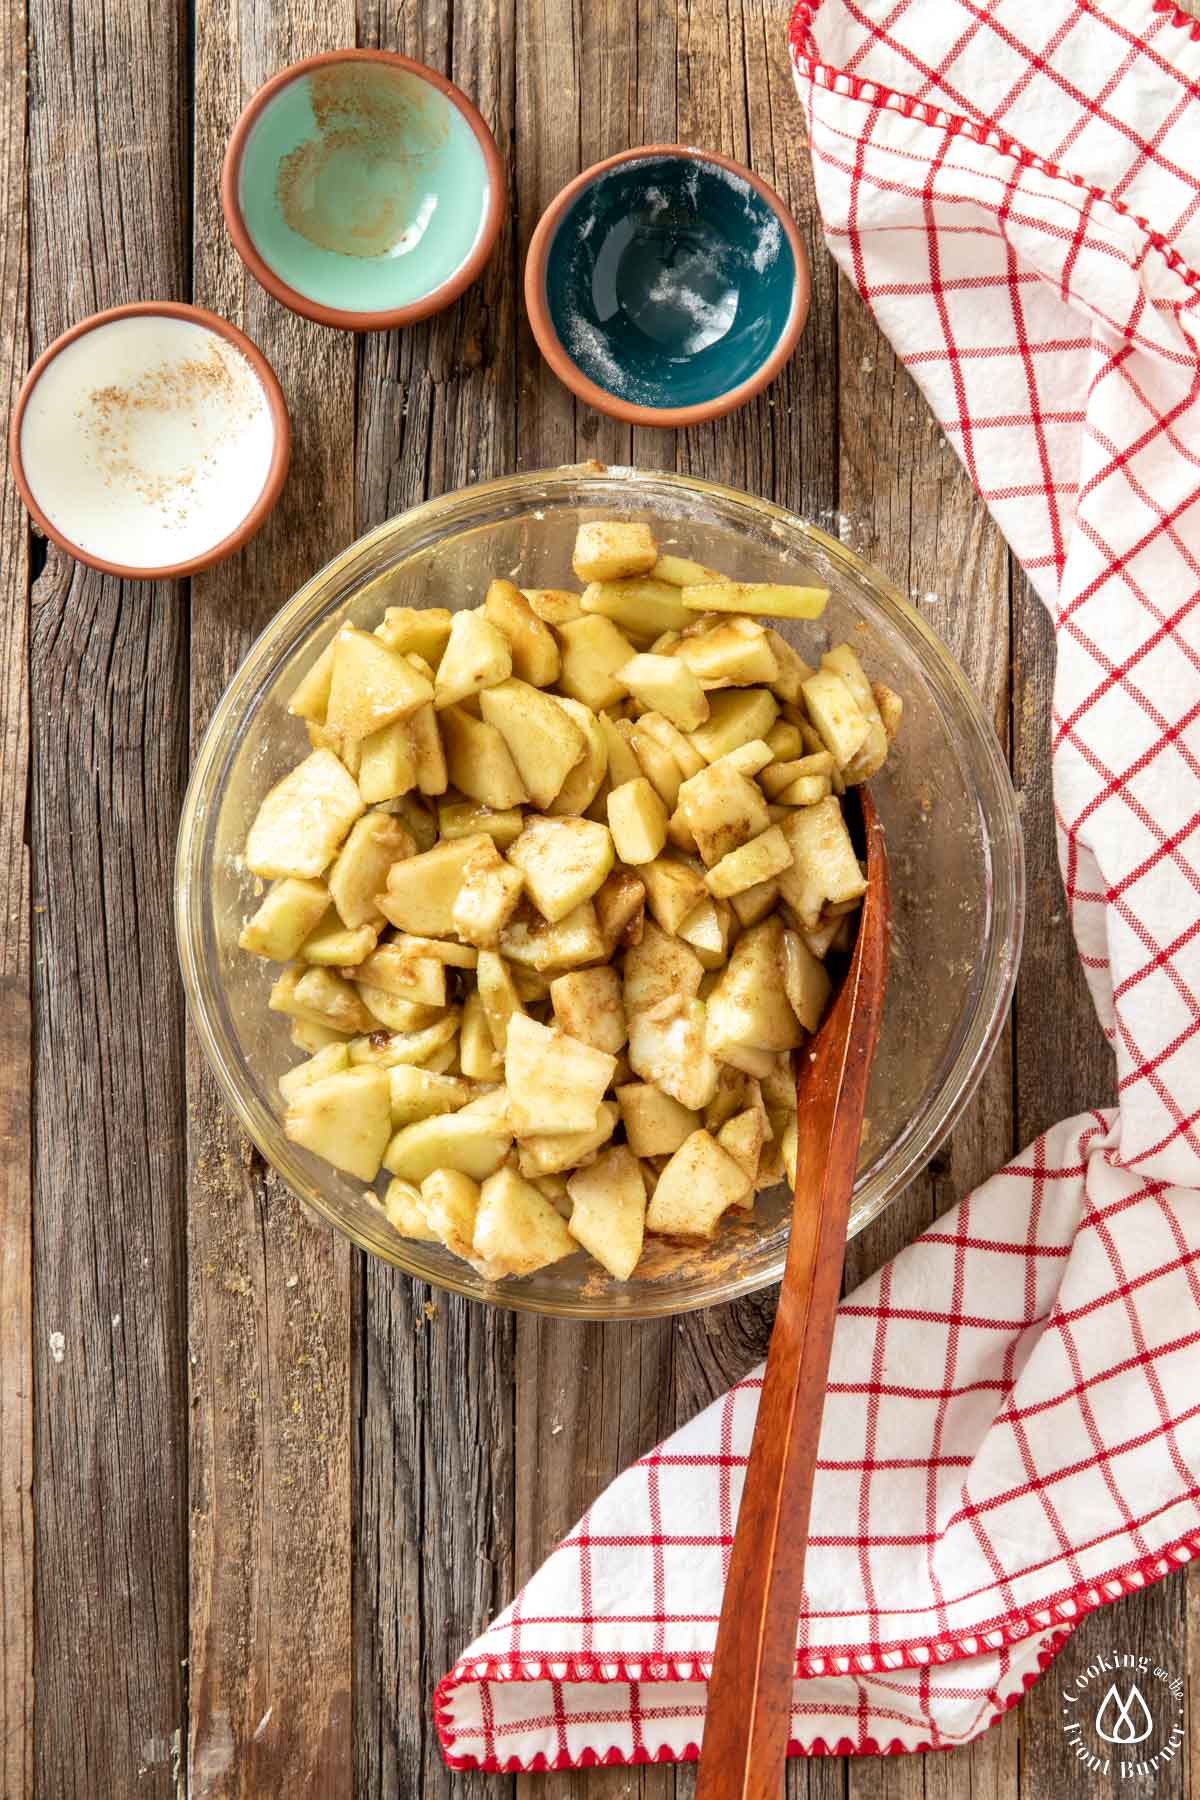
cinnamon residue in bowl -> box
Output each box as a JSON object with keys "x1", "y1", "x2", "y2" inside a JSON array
[{"x1": 276, "y1": 63, "x2": 448, "y2": 260}]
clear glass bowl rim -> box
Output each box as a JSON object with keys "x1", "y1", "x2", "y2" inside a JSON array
[{"x1": 175, "y1": 464, "x2": 1025, "y2": 1318}]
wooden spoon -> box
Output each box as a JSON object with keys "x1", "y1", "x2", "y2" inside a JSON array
[{"x1": 695, "y1": 787, "x2": 891, "y2": 1800}]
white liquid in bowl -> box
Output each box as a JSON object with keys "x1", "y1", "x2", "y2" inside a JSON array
[{"x1": 19, "y1": 315, "x2": 277, "y2": 570}]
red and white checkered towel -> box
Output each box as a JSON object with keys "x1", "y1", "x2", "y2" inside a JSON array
[{"x1": 436, "y1": 0, "x2": 1200, "y2": 1771}]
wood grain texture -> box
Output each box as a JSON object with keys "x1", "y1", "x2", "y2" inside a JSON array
[
  {"x1": 187, "y1": 3, "x2": 357, "y2": 1794},
  {"x1": 352, "y1": 5, "x2": 521, "y2": 1796},
  {"x1": 26, "y1": 3, "x2": 191, "y2": 1793},
  {"x1": 0, "y1": 4, "x2": 31, "y2": 1795}
]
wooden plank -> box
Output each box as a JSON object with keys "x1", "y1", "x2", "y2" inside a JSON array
[
  {"x1": 187, "y1": 3, "x2": 356, "y2": 1794},
  {"x1": 0, "y1": 4, "x2": 31, "y2": 1795},
  {"x1": 351, "y1": 4, "x2": 521, "y2": 1797},
  {"x1": 25, "y1": 3, "x2": 191, "y2": 1792}
]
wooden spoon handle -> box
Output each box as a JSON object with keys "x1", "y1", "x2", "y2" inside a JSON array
[{"x1": 696, "y1": 803, "x2": 889, "y2": 1800}]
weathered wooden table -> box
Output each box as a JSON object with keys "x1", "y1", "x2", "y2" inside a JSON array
[{"x1": 2, "y1": 2, "x2": 1194, "y2": 1796}]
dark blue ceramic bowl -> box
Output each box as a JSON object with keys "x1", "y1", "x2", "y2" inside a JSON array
[{"x1": 525, "y1": 146, "x2": 809, "y2": 427}]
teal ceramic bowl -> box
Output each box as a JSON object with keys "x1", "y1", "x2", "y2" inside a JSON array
[
  {"x1": 525, "y1": 145, "x2": 810, "y2": 427},
  {"x1": 222, "y1": 49, "x2": 505, "y2": 331}
]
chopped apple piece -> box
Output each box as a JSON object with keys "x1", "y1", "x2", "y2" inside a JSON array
[
  {"x1": 240, "y1": 877, "x2": 330, "y2": 961},
  {"x1": 460, "y1": 989, "x2": 503, "y2": 1080},
  {"x1": 777, "y1": 797, "x2": 867, "y2": 926},
  {"x1": 622, "y1": 917, "x2": 704, "y2": 1014},
  {"x1": 278, "y1": 1041, "x2": 351, "y2": 1104},
  {"x1": 517, "y1": 1102, "x2": 618, "y2": 1177},
  {"x1": 581, "y1": 577, "x2": 691, "y2": 640},
  {"x1": 299, "y1": 909, "x2": 379, "y2": 966},
  {"x1": 706, "y1": 918, "x2": 803, "y2": 1063},
  {"x1": 499, "y1": 901, "x2": 607, "y2": 972},
  {"x1": 594, "y1": 868, "x2": 646, "y2": 954},
  {"x1": 547, "y1": 695, "x2": 608, "y2": 817},
  {"x1": 451, "y1": 839, "x2": 525, "y2": 947},
  {"x1": 718, "y1": 739, "x2": 774, "y2": 778},
  {"x1": 762, "y1": 629, "x2": 815, "y2": 704},
  {"x1": 572, "y1": 520, "x2": 658, "y2": 583},
  {"x1": 607, "y1": 777, "x2": 668, "y2": 866},
  {"x1": 765, "y1": 719, "x2": 805, "y2": 760},
  {"x1": 482, "y1": 579, "x2": 561, "y2": 687},
  {"x1": 504, "y1": 1013, "x2": 616, "y2": 1135},
  {"x1": 617, "y1": 654, "x2": 709, "y2": 731},
  {"x1": 679, "y1": 581, "x2": 829, "y2": 620},
  {"x1": 675, "y1": 759, "x2": 772, "y2": 867},
  {"x1": 629, "y1": 725, "x2": 683, "y2": 810},
  {"x1": 388, "y1": 1065, "x2": 471, "y2": 1128},
  {"x1": 270, "y1": 963, "x2": 376, "y2": 1034},
  {"x1": 644, "y1": 1129, "x2": 752, "y2": 1239},
  {"x1": 475, "y1": 949, "x2": 526, "y2": 1054},
  {"x1": 437, "y1": 800, "x2": 525, "y2": 850},
  {"x1": 287, "y1": 642, "x2": 337, "y2": 724},
  {"x1": 375, "y1": 606, "x2": 454, "y2": 667},
  {"x1": 477, "y1": 681, "x2": 586, "y2": 814},
  {"x1": 567, "y1": 1146, "x2": 646, "y2": 1280},
  {"x1": 596, "y1": 712, "x2": 642, "y2": 788},
  {"x1": 677, "y1": 895, "x2": 735, "y2": 969},
  {"x1": 347, "y1": 944, "x2": 447, "y2": 1004},
  {"x1": 507, "y1": 815, "x2": 614, "y2": 923},
  {"x1": 382, "y1": 1177, "x2": 438, "y2": 1242},
  {"x1": 675, "y1": 618, "x2": 779, "y2": 688},
  {"x1": 378, "y1": 832, "x2": 494, "y2": 935},
  {"x1": 523, "y1": 587, "x2": 585, "y2": 625},
  {"x1": 730, "y1": 877, "x2": 780, "y2": 928},
  {"x1": 717, "y1": 1106, "x2": 769, "y2": 1190},
  {"x1": 550, "y1": 966, "x2": 626, "y2": 1053},
  {"x1": 800, "y1": 668, "x2": 869, "y2": 769},
  {"x1": 688, "y1": 689, "x2": 779, "y2": 765},
  {"x1": 628, "y1": 995, "x2": 719, "y2": 1110},
  {"x1": 473, "y1": 1165, "x2": 577, "y2": 1276},
  {"x1": 285, "y1": 1066, "x2": 392, "y2": 1181},
  {"x1": 556, "y1": 615, "x2": 636, "y2": 712},
  {"x1": 346, "y1": 1011, "x2": 460, "y2": 1069},
  {"x1": 407, "y1": 697, "x2": 448, "y2": 796},
  {"x1": 383, "y1": 1110, "x2": 512, "y2": 1184},
  {"x1": 704, "y1": 825, "x2": 793, "y2": 899},
  {"x1": 388, "y1": 932, "x2": 477, "y2": 968},
  {"x1": 616, "y1": 1082, "x2": 698, "y2": 1157},
  {"x1": 328, "y1": 812, "x2": 414, "y2": 928},
  {"x1": 635, "y1": 711, "x2": 706, "y2": 779},
  {"x1": 358, "y1": 718, "x2": 417, "y2": 804},
  {"x1": 420, "y1": 1168, "x2": 482, "y2": 1260},
  {"x1": 639, "y1": 856, "x2": 709, "y2": 936},
  {"x1": 781, "y1": 928, "x2": 834, "y2": 1032},
  {"x1": 438, "y1": 705, "x2": 529, "y2": 809},
  {"x1": 821, "y1": 645, "x2": 889, "y2": 783},
  {"x1": 433, "y1": 610, "x2": 513, "y2": 709},
  {"x1": 873, "y1": 681, "x2": 904, "y2": 740},
  {"x1": 775, "y1": 774, "x2": 831, "y2": 807},
  {"x1": 651, "y1": 553, "x2": 722, "y2": 587},
  {"x1": 326, "y1": 627, "x2": 434, "y2": 740},
  {"x1": 245, "y1": 749, "x2": 366, "y2": 880}
]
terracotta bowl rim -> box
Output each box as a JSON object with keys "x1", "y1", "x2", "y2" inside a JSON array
[
  {"x1": 523, "y1": 143, "x2": 812, "y2": 429},
  {"x1": 220, "y1": 47, "x2": 506, "y2": 333},
  {"x1": 8, "y1": 299, "x2": 292, "y2": 581}
]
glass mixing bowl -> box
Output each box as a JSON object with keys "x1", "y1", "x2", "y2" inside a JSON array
[{"x1": 176, "y1": 466, "x2": 1023, "y2": 1318}]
